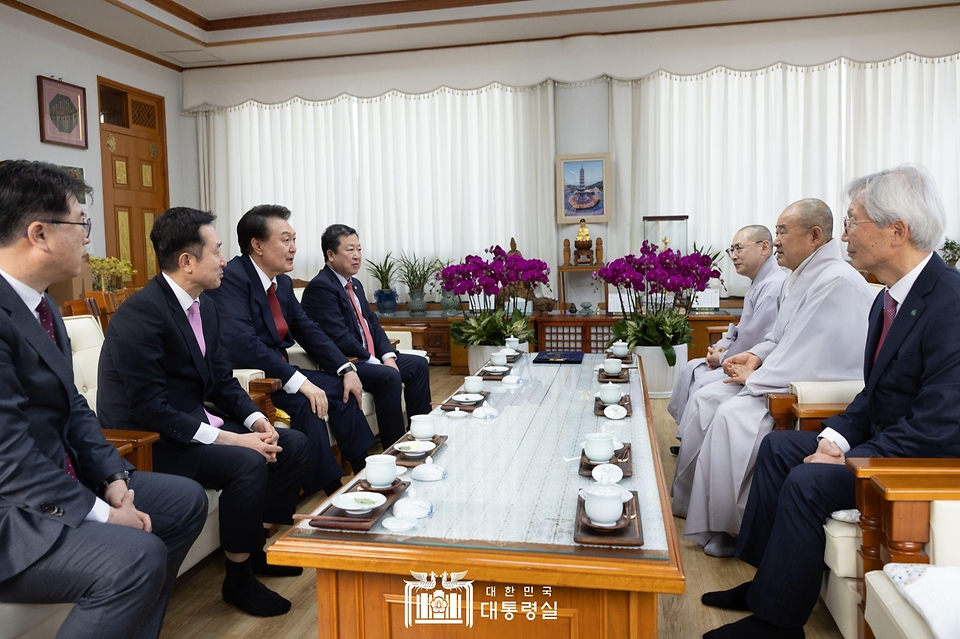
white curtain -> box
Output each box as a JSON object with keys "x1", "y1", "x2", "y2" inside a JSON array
[
  {"x1": 609, "y1": 54, "x2": 960, "y2": 296},
  {"x1": 195, "y1": 82, "x2": 557, "y2": 297}
]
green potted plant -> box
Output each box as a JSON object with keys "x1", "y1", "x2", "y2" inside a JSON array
[
  {"x1": 90, "y1": 256, "x2": 137, "y2": 292},
  {"x1": 396, "y1": 252, "x2": 440, "y2": 316},
  {"x1": 439, "y1": 245, "x2": 550, "y2": 373},
  {"x1": 594, "y1": 241, "x2": 720, "y2": 397},
  {"x1": 366, "y1": 252, "x2": 399, "y2": 316},
  {"x1": 940, "y1": 238, "x2": 960, "y2": 268}
]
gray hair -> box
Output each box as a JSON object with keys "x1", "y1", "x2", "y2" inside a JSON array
[
  {"x1": 739, "y1": 224, "x2": 773, "y2": 244},
  {"x1": 843, "y1": 165, "x2": 945, "y2": 252},
  {"x1": 791, "y1": 198, "x2": 834, "y2": 241}
]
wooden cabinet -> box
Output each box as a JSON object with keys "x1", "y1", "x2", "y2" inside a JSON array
[{"x1": 377, "y1": 311, "x2": 462, "y2": 369}]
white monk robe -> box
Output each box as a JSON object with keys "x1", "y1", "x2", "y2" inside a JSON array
[
  {"x1": 667, "y1": 255, "x2": 786, "y2": 427},
  {"x1": 671, "y1": 240, "x2": 875, "y2": 545}
]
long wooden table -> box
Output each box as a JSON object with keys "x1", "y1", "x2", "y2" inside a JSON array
[{"x1": 269, "y1": 354, "x2": 684, "y2": 638}]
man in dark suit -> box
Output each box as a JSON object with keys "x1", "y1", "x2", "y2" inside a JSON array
[
  {"x1": 702, "y1": 165, "x2": 960, "y2": 639},
  {"x1": 205, "y1": 205, "x2": 376, "y2": 497},
  {"x1": 98, "y1": 207, "x2": 309, "y2": 618},
  {"x1": 301, "y1": 224, "x2": 431, "y2": 446},
  {"x1": 0, "y1": 161, "x2": 207, "y2": 638}
]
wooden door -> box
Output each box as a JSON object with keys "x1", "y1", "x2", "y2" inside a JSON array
[{"x1": 98, "y1": 80, "x2": 167, "y2": 287}]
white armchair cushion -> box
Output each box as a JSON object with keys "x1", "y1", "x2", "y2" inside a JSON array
[
  {"x1": 789, "y1": 380, "x2": 864, "y2": 404},
  {"x1": 824, "y1": 518, "x2": 860, "y2": 579},
  {"x1": 231, "y1": 368, "x2": 265, "y2": 392},
  {"x1": 929, "y1": 500, "x2": 960, "y2": 566},
  {"x1": 63, "y1": 315, "x2": 104, "y2": 412},
  {"x1": 865, "y1": 570, "x2": 934, "y2": 639}
]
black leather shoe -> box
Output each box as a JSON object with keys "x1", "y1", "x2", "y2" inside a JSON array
[{"x1": 703, "y1": 615, "x2": 803, "y2": 638}]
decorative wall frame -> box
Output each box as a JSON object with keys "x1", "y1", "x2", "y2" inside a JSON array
[
  {"x1": 556, "y1": 153, "x2": 610, "y2": 224},
  {"x1": 37, "y1": 76, "x2": 88, "y2": 149}
]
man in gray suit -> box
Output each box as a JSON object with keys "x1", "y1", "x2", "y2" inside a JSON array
[{"x1": 0, "y1": 160, "x2": 207, "y2": 639}]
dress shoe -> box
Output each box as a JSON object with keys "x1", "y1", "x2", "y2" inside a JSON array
[
  {"x1": 701, "y1": 581, "x2": 751, "y2": 611},
  {"x1": 703, "y1": 615, "x2": 804, "y2": 638},
  {"x1": 703, "y1": 532, "x2": 737, "y2": 558},
  {"x1": 223, "y1": 558, "x2": 292, "y2": 617}
]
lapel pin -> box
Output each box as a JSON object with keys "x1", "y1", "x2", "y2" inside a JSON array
[{"x1": 910, "y1": 309, "x2": 916, "y2": 316}]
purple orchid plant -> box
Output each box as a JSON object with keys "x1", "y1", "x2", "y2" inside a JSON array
[
  {"x1": 593, "y1": 241, "x2": 721, "y2": 365},
  {"x1": 438, "y1": 246, "x2": 551, "y2": 346}
]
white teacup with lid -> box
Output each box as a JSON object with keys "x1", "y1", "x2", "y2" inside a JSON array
[
  {"x1": 579, "y1": 483, "x2": 631, "y2": 526},
  {"x1": 409, "y1": 414, "x2": 438, "y2": 440},
  {"x1": 505, "y1": 337, "x2": 520, "y2": 350},
  {"x1": 584, "y1": 432, "x2": 615, "y2": 463},
  {"x1": 463, "y1": 376, "x2": 483, "y2": 393},
  {"x1": 365, "y1": 454, "x2": 397, "y2": 488},
  {"x1": 611, "y1": 340, "x2": 629, "y2": 357},
  {"x1": 599, "y1": 382, "x2": 622, "y2": 406},
  {"x1": 603, "y1": 358, "x2": 623, "y2": 376}
]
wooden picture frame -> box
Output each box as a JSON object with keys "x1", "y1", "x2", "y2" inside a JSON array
[
  {"x1": 556, "y1": 153, "x2": 610, "y2": 224},
  {"x1": 37, "y1": 76, "x2": 88, "y2": 149}
]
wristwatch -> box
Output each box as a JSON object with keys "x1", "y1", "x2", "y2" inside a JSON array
[
  {"x1": 100, "y1": 470, "x2": 131, "y2": 495},
  {"x1": 338, "y1": 362, "x2": 358, "y2": 376}
]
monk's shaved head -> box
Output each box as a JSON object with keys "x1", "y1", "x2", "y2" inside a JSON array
[{"x1": 788, "y1": 198, "x2": 833, "y2": 243}]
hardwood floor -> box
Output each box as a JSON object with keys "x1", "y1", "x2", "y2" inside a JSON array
[{"x1": 162, "y1": 367, "x2": 844, "y2": 638}]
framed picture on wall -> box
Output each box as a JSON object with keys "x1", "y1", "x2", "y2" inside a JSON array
[
  {"x1": 556, "y1": 153, "x2": 610, "y2": 224},
  {"x1": 37, "y1": 76, "x2": 88, "y2": 149}
]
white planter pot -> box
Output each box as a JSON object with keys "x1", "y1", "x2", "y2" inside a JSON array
[
  {"x1": 635, "y1": 343, "x2": 688, "y2": 399},
  {"x1": 467, "y1": 342, "x2": 530, "y2": 375}
]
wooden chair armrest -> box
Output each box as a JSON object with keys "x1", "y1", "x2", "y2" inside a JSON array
[
  {"x1": 789, "y1": 402, "x2": 848, "y2": 432},
  {"x1": 845, "y1": 457, "x2": 960, "y2": 478},
  {"x1": 113, "y1": 443, "x2": 133, "y2": 457},
  {"x1": 766, "y1": 393, "x2": 797, "y2": 431},
  {"x1": 390, "y1": 339, "x2": 400, "y2": 348},
  {"x1": 103, "y1": 429, "x2": 159, "y2": 472},
  {"x1": 248, "y1": 378, "x2": 282, "y2": 394}
]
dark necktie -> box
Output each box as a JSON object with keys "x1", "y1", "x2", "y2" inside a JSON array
[
  {"x1": 187, "y1": 301, "x2": 223, "y2": 429},
  {"x1": 346, "y1": 281, "x2": 376, "y2": 358},
  {"x1": 873, "y1": 291, "x2": 897, "y2": 361},
  {"x1": 36, "y1": 298, "x2": 78, "y2": 481},
  {"x1": 266, "y1": 283, "x2": 289, "y2": 342}
]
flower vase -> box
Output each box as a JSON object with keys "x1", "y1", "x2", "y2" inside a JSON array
[
  {"x1": 408, "y1": 288, "x2": 427, "y2": 316},
  {"x1": 439, "y1": 290, "x2": 459, "y2": 316},
  {"x1": 374, "y1": 288, "x2": 398, "y2": 316},
  {"x1": 635, "y1": 343, "x2": 688, "y2": 399}
]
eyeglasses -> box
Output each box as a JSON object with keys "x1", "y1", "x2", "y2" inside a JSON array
[
  {"x1": 842, "y1": 216, "x2": 876, "y2": 232},
  {"x1": 40, "y1": 218, "x2": 93, "y2": 239},
  {"x1": 725, "y1": 241, "x2": 764, "y2": 257}
]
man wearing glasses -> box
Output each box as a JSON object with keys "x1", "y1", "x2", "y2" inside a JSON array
[
  {"x1": 667, "y1": 225, "x2": 785, "y2": 430},
  {"x1": 0, "y1": 160, "x2": 207, "y2": 638},
  {"x1": 672, "y1": 198, "x2": 874, "y2": 558}
]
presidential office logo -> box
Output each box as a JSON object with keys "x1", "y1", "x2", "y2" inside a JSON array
[{"x1": 403, "y1": 570, "x2": 474, "y2": 628}]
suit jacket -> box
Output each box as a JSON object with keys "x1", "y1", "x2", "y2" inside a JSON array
[
  {"x1": 97, "y1": 275, "x2": 260, "y2": 476},
  {"x1": 825, "y1": 253, "x2": 960, "y2": 457},
  {"x1": 301, "y1": 265, "x2": 395, "y2": 363},
  {"x1": 0, "y1": 278, "x2": 131, "y2": 582},
  {"x1": 205, "y1": 255, "x2": 350, "y2": 380}
]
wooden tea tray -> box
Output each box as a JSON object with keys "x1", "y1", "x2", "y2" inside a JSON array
[
  {"x1": 578, "y1": 442, "x2": 633, "y2": 478},
  {"x1": 574, "y1": 490, "x2": 644, "y2": 547},
  {"x1": 383, "y1": 433, "x2": 448, "y2": 467},
  {"x1": 299, "y1": 480, "x2": 410, "y2": 531},
  {"x1": 439, "y1": 391, "x2": 489, "y2": 412},
  {"x1": 597, "y1": 369, "x2": 630, "y2": 383},
  {"x1": 604, "y1": 350, "x2": 634, "y2": 364},
  {"x1": 480, "y1": 365, "x2": 513, "y2": 381},
  {"x1": 594, "y1": 394, "x2": 633, "y2": 416}
]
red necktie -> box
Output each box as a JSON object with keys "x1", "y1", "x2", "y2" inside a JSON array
[
  {"x1": 266, "y1": 283, "x2": 289, "y2": 342},
  {"x1": 187, "y1": 301, "x2": 223, "y2": 429},
  {"x1": 36, "y1": 298, "x2": 78, "y2": 481},
  {"x1": 873, "y1": 291, "x2": 897, "y2": 361},
  {"x1": 346, "y1": 281, "x2": 376, "y2": 358}
]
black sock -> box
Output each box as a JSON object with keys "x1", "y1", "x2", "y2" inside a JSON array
[
  {"x1": 251, "y1": 536, "x2": 303, "y2": 577},
  {"x1": 702, "y1": 581, "x2": 751, "y2": 611},
  {"x1": 349, "y1": 457, "x2": 366, "y2": 474},
  {"x1": 223, "y1": 558, "x2": 292, "y2": 617}
]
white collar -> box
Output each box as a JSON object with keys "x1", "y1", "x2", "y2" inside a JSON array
[
  {"x1": 330, "y1": 267, "x2": 350, "y2": 288},
  {"x1": 886, "y1": 252, "x2": 933, "y2": 312},
  {"x1": 0, "y1": 267, "x2": 43, "y2": 316},
  {"x1": 250, "y1": 258, "x2": 276, "y2": 292},
  {"x1": 161, "y1": 272, "x2": 199, "y2": 312}
]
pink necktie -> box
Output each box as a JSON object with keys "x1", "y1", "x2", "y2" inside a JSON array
[
  {"x1": 266, "y1": 283, "x2": 289, "y2": 342},
  {"x1": 36, "y1": 298, "x2": 78, "y2": 481},
  {"x1": 873, "y1": 291, "x2": 897, "y2": 361},
  {"x1": 346, "y1": 281, "x2": 376, "y2": 358},
  {"x1": 188, "y1": 301, "x2": 223, "y2": 429}
]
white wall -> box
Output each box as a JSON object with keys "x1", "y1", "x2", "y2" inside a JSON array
[{"x1": 0, "y1": 3, "x2": 197, "y2": 258}]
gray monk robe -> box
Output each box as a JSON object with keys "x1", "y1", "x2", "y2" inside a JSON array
[
  {"x1": 667, "y1": 255, "x2": 785, "y2": 427},
  {"x1": 671, "y1": 240, "x2": 874, "y2": 546}
]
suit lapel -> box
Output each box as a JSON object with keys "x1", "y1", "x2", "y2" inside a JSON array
[
  {"x1": 242, "y1": 256, "x2": 281, "y2": 344},
  {"x1": 326, "y1": 266, "x2": 362, "y2": 341},
  {"x1": 155, "y1": 276, "x2": 211, "y2": 384},
  {"x1": 866, "y1": 256, "x2": 943, "y2": 394},
  {"x1": 0, "y1": 281, "x2": 74, "y2": 392}
]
